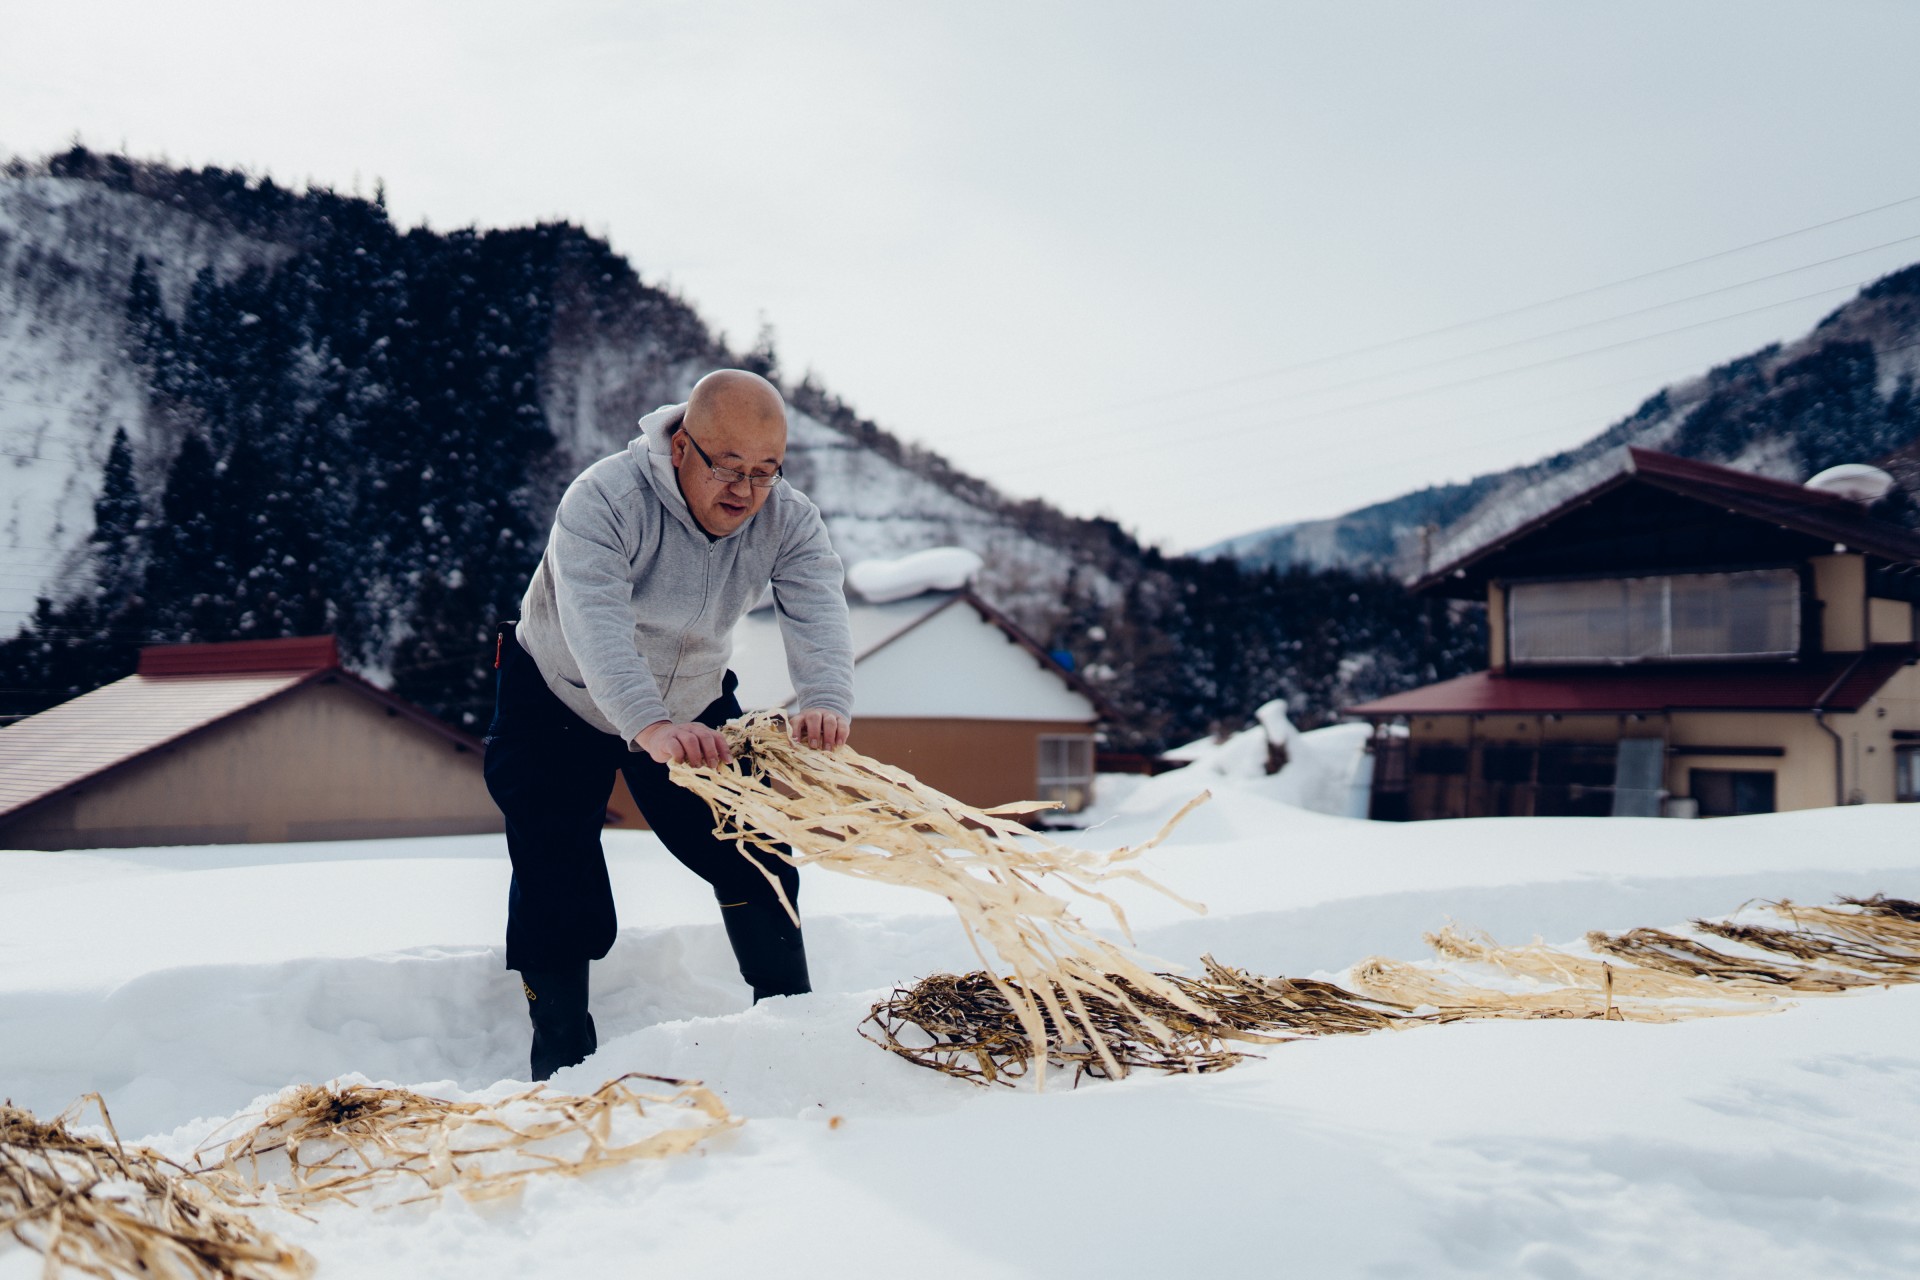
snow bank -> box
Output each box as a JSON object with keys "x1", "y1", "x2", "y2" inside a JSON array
[
  {"x1": 6, "y1": 781, "x2": 1920, "y2": 1278},
  {"x1": 1157, "y1": 698, "x2": 1372, "y2": 815}
]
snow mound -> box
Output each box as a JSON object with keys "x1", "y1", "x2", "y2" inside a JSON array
[
  {"x1": 844, "y1": 547, "x2": 982, "y2": 603},
  {"x1": 1160, "y1": 699, "x2": 1373, "y2": 816}
]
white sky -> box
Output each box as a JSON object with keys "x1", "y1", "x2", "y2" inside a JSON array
[{"x1": 6, "y1": 0, "x2": 1920, "y2": 551}]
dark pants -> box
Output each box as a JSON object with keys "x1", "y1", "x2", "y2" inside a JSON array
[{"x1": 483, "y1": 625, "x2": 801, "y2": 977}]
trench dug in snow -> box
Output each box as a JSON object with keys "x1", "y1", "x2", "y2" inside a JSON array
[{"x1": 7, "y1": 788, "x2": 1920, "y2": 1280}]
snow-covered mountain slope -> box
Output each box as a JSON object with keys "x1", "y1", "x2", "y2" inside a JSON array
[
  {"x1": 0, "y1": 152, "x2": 1483, "y2": 745},
  {"x1": 0, "y1": 162, "x2": 1092, "y2": 650},
  {"x1": 0, "y1": 175, "x2": 293, "y2": 623},
  {"x1": 1214, "y1": 265, "x2": 1920, "y2": 577}
]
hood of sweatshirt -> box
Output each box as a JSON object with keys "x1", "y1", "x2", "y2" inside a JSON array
[{"x1": 628, "y1": 402, "x2": 710, "y2": 538}]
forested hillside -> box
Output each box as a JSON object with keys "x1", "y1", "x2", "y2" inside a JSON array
[{"x1": 0, "y1": 148, "x2": 1479, "y2": 748}]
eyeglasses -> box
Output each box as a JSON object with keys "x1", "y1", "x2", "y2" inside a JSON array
[{"x1": 682, "y1": 429, "x2": 784, "y2": 489}]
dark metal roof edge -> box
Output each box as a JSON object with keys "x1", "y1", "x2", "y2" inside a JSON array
[
  {"x1": 1345, "y1": 652, "x2": 1909, "y2": 719},
  {"x1": 1414, "y1": 447, "x2": 1920, "y2": 594},
  {"x1": 957, "y1": 588, "x2": 1117, "y2": 722},
  {"x1": 1410, "y1": 454, "x2": 1638, "y2": 593}
]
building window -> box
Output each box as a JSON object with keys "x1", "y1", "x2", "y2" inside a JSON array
[
  {"x1": 1037, "y1": 735, "x2": 1096, "y2": 813},
  {"x1": 1509, "y1": 569, "x2": 1799, "y2": 665},
  {"x1": 1897, "y1": 747, "x2": 1920, "y2": 803},
  {"x1": 1689, "y1": 769, "x2": 1776, "y2": 817}
]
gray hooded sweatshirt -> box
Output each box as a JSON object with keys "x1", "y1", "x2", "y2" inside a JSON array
[{"x1": 514, "y1": 403, "x2": 854, "y2": 744}]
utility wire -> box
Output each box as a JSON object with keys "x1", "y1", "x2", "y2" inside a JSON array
[
  {"x1": 974, "y1": 191, "x2": 1920, "y2": 433},
  {"x1": 1127, "y1": 331, "x2": 1920, "y2": 537},
  {"x1": 971, "y1": 233, "x2": 1920, "y2": 446},
  {"x1": 1020, "y1": 273, "x2": 1887, "y2": 463}
]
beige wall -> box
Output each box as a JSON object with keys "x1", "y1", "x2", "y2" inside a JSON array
[
  {"x1": 1400, "y1": 668, "x2": 1920, "y2": 816},
  {"x1": 1812, "y1": 554, "x2": 1868, "y2": 652},
  {"x1": 610, "y1": 718, "x2": 1098, "y2": 827},
  {"x1": 1663, "y1": 710, "x2": 1835, "y2": 813},
  {"x1": 0, "y1": 680, "x2": 500, "y2": 850},
  {"x1": 1871, "y1": 598, "x2": 1915, "y2": 645},
  {"x1": 855, "y1": 718, "x2": 1096, "y2": 810}
]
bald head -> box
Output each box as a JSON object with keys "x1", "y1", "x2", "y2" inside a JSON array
[
  {"x1": 684, "y1": 368, "x2": 787, "y2": 438},
  {"x1": 672, "y1": 369, "x2": 789, "y2": 536}
]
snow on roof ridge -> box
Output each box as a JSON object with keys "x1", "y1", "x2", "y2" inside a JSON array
[{"x1": 845, "y1": 547, "x2": 983, "y2": 604}]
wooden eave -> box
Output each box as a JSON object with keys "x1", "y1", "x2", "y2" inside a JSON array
[{"x1": 1413, "y1": 448, "x2": 1920, "y2": 599}]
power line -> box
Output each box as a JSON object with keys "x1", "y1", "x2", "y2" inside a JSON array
[
  {"x1": 972, "y1": 233, "x2": 1920, "y2": 447},
  {"x1": 1020, "y1": 274, "x2": 1884, "y2": 463},
  {"x1": 1130, "y1": 331, "x2": 1920, "y2": 535},
  {"x1": 974, "y1": 191, "x2": 1920, "y2": 434}
]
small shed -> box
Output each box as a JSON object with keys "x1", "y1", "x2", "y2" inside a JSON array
[{"x1": 0, "y1": 636, "x2": 501, "y2": 850}]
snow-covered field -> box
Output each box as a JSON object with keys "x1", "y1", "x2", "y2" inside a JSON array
[{"x1": 6, "y1": 772, "x2": 1920, "y2": 1279}]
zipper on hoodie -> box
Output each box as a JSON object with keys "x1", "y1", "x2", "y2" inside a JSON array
[{"x1": 665, "y1": 535, "x2": 719, "y2": 703}]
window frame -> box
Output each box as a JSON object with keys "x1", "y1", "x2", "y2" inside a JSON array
[
  {"x1": 1036, "y1": 733, "x2": 1097, "y2": 813},
  {"x1": 1505, "y1": 566, "x2": 1803, "y2": 667},
  {"x1": 1896, "y1": 746, "x2": 1920, "y2": 804}
]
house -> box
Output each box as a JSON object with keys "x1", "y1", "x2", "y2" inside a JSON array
[
  {"x1": 0, "y1": 636, "x2": 502, "y2": 849},
  {"x1": 1347, "y1": 448, "x2": 1920, "y2": 820},
  {"x1": 604, "y1": 549, "x2": 1105, "y2": 822}
]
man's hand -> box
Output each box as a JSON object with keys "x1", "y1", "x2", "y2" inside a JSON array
[
  {"x1": 791, "y1": 708, "x2": 850, "y2": 751},
  {"x1": 634, "y1": 720, "x2": 733, "y2": 767}
]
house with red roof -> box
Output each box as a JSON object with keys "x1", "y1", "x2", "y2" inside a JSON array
[
  {"x1": 0, "y1": 636, "x2": 501, "y2": 849},
  {"x1": 1348, "y1": 448, "x2": 1920, "y2": 820}
]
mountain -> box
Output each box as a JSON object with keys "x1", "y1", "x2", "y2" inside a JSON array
[
  {"x1": 1209, "y1": 266, "x2": 1920, "y2": 577},
  {"x1": 0, "y1": 148, "x2": 1480, "y2": 748}
]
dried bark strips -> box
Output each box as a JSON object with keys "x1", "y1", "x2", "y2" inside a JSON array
[
  {"x1": 3, "y1": 1076, "x2": 739, "y2": 1278},
  {"x1": 671, "y1": 712, "x2": 1213, "y2": 1088},
  {"x1": 1, "y1": 1096, "x2": 311, "y2": 1280},
  {"x1": 867, "y1": 897, "x2": 1920, "y2": 1086}
]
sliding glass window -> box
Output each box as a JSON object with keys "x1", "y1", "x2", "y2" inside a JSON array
[{"x1": 1509, "y1": 569, "x2": 1799, "y2": 664}]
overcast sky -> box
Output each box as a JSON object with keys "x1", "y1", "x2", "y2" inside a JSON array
[{"x1": 7, "y1": 1, "x2": 1920, "y2": 551}]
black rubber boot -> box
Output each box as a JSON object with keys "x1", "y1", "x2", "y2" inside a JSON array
[
  {"x1": 721, "y1": 900, "x2": 812, "y2": 1002},
  {"x1": 521, "y1": 962, "x2": 596, "y2": 1081}
]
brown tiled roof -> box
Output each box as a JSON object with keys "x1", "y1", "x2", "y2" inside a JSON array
[
  {"x1": 1346, "y1": 650, "x2": 1912, "y2": 718},
  {"x1": 0, "y1": 671, "x2": 315, "y2": 821},
  {"x1": 1414, "y1": 447, "x2": 1920, "y2": 593},
  {"x1": 0, "y1": 635, "x2": 482, "y2": 825}
]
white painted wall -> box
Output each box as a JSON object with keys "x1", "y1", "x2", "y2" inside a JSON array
[
  {"x1": 727, "y1": 594, "x2": 1094, "y2": 721},
  {"x1": 853, "y1": 602, "x2": 1094, "y2": 720}
]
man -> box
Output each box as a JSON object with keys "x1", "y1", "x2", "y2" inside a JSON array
[{"x1": 485, "y1": 368, "x2": 853, "y2": 1081}]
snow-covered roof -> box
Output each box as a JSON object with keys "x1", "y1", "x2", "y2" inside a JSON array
[
  {"x1": 730, "y1": 588, "x2": 1099, "y2": 721},
  {"x1": 843, "y1": 547, "x2": 982, "y2": 603}
]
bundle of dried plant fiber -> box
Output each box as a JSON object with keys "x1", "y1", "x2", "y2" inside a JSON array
[
  {"x1": 1, "y1": 1095, "x2": 310, "y2": 1280},
  {"x1": 671, "y1": 711, "x2": 1212, "y2": 1087},
  {"x1": 193, "y1": 1073, "x2": 737, "y2": 1211},
  {"x1": 869, "y1": 895, "x2": 1920, "y2": 1084},
  {"x1": 862, "y1": 957, "x2": 1413, "y2": 1085}
]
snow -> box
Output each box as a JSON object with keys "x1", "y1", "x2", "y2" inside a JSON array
[
  {"x1": 0, "y1": 179, "x2": 293, "y2": 633},
  {"x1": 7, "y1": 780, "x2": 1920, "y2": 1278},
  {"x1": 1157, "y1": 698, "x2": 1374, "y2": 815},
  {"x1": 843, "y1": 546, "x2": 983, "y2": 603}
]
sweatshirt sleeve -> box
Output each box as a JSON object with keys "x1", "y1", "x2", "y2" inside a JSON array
[
  {"x1": 548, "y1": 475, "x2": 672, "y2": 741},
  {"x1": 772, "y1": 501, "x2": 855, "y2": 719}
]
